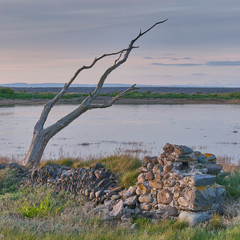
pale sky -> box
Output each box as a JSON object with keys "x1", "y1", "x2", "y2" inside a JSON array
[{"x1": 0, "y1": 0, "x2": 240, "y2": 87}]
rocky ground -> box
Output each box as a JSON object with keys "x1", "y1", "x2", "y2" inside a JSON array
[{"x1": 0, "y1": 143, "x2": 228, "y2": 227}]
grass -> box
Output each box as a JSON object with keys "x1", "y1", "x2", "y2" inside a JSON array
[
  {"x1": 2, "y1": 87, "x2": 240, "y2": 101},
  {"x1": 0, "y1": 162, "x2": 240, "y2": 239},
  {"x1": 216, "y1": 171, "x2": 240, "y2": 199},
  {"x1": 0, "y1": 167, "x2": 19, "y2": 194}
]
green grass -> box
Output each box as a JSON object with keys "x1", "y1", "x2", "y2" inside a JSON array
[
  {"x1": 0, "y1": 167, "x2": 19, "y2": 194},
  {"x1": 216, "y1": 171, "x2": 240, "y2": 199},
  {"x1": 2, "y1": 87, "x2": 240, "y2": 101},
  {"x1": 0, "y1": 165, "x2": 240, "y2": 239},
  {"x1": 109, "y1": 91, "x2": 240, "y2": 100}
]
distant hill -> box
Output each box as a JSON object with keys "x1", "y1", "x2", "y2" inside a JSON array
[{"x1": 0, "y1": 82, "x2": 233, "y2": 88}]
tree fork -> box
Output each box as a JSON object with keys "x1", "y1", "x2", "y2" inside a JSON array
[{"x1": 22, "y1": 20, "x2": 168, "y2": 167}]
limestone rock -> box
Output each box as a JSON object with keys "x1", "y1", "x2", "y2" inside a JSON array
[
  {"x1": 110, "y1": 200, "x2": 124, "y2": 219},
  {"x1": 124, "y1": 195, "x2": 138, "y2": 208},
  {"x1": 184, "y1": 174, "x2": 216, "y2": 186},
  {"x1": 157, "y1": 189, "x2": 173, "y2": 204},
  {"x1": 178, "y1": 212, "x2": 210, "y2": 226},
  {"x1": 205, "y1": 164, "x2": 222, "y2": 174},
  {"x1": 145, "y1": 171, "x2": 154, "y2": 180},
  {"x1": 139, "y1": 194, "x2": 153, "y2": 203},
  {"x1": 137, "y1": 174, "x2": 145, "y2": 184},
  {"x1": 140, "y1": 203, "x2": 152, "y2": 211},
  {"x1": 174, "y1": 145, "x2": 193, "y2": 154},
  {"x1": 149, "y1": 179, "x2": 163, "y2": 189}
]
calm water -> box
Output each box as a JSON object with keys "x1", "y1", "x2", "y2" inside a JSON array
[{"x1": 0, "y1": 104, "x2": 240, "y2": 164}]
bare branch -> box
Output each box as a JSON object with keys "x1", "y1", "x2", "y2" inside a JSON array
[{"x1": 87, "y1": 84, "x2": 137, "y2": 110}]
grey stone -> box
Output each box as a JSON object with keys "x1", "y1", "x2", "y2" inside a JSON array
[
  {"x1": 91, "y1": 163, "x2": 104, "y2": 169},
  {"x1": 125, "y1": 186, "x2": 137, "y2": 197},
  {"x1": 95, "y1": 190, "x2": 103, "y2": 198},
  {"x1": 139, "y1": 194, "x2": 153, "y2": 203},
  {"x1": 0, "y1": 163, "x2": 7, "y2": 170},
  {"x1": 147, "y1": 162, "x2": 154, "y2": 170},
  {"x1": 174, "y1": 145, "x2": 194, "y2": 154},
  {"x1": 111, "y1": 200, "x2": 124, "y2": 219},
  {"x1": 205, "y1": 164, "x2": 222, "y2": 174},
  {"x1": 167, "y1": 206, "x2": 179, "y2": 216},
  {"x1": 194, "y1": 151, "x2": 208, "y2": 163},
  {"x1": 178, "y1": 212, "x2": 210, "y2": 226},
  {"x1": 186, "y1": 174, "x2": 216, "y2": 186},
  {"x1": 124, "y1": 195, "x2": 138, "y2": 208}
]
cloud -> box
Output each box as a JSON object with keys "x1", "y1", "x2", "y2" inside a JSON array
[
  {"x1": 151, "y1": 63, "x2": 202, "y2": 66},
  {"x1": 207, "y1": 61, "x2": 240, "y2": 66},
  {"x1": 192, "y1": 73, "x2": 207, "y2": 76}
]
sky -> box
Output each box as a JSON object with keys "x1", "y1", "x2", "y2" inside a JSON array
[{"x1": 0, "y1": 0, "x2": 240, "y2": 87}]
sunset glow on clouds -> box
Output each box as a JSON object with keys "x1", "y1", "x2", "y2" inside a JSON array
[{"x1": 0, "y1": 0, "x2": 240, "y2": 87}]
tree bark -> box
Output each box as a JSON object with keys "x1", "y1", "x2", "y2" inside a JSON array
[{"x1": 22, "y1": 20, "x2": 167, "y2": 167}]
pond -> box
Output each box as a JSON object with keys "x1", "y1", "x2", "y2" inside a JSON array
[{"x1": 0, "y1": 104, "x2": 240, "y2": 164}]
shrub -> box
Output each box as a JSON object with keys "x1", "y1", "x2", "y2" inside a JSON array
[
  {"x1": 18, "y1": 193, "x2": 65, "y2": 218},
  {"x1": 0, "y1": 87, "x2": 15, "y2": 94}
]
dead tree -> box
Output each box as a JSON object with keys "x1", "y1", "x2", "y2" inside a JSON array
[{"x1": 22, "y1": 20, "x2": 167, "y2": 167}]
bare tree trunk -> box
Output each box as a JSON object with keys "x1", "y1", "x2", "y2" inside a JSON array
[
  {"x1": 22, "y1": 20, "x2": 167, "y2": 167},
  {"x1": 23, "y1": 130, "x2": 48, "y2": 166}
]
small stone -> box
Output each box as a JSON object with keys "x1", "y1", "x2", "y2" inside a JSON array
[
  {"x1": 140, "y1": 203, "x2": 152, "y2": 211},
  {"x1": 130, "y1": 223, "x2": 137, "y2": 229},
  {"x1": 194, "y1": 151, "x2": 208, "y2": 163},
  {"x1": 136, "y1": 167, "x2": 149, "y2": 173},
  {"x1": 178, "y1": 212, "x2": 210, "y2": 226},
  {"x1": 111, "y1": 200, "x2": 124, "y2": 219},
  {"x1": 111, "y1": 195, "x2": 121, "y2": 200},
  {"x1": 89, "y1": 191, "x2": 95, "y2": 200},
  {"x1": 91, "y1": 163, "x2": 104, "y2": 169},
  {"x1": 97, "y1": 178, "x2": 110, "y2": 188},
  {"x1": 144, "y1": 156, "x2": 153, "y2": 163},
  {"x1": 204, "y1": 153, "x2": 217, "y2": 162},
  {"x1": 174, "y1": 145, "x2": 193, "y2": 154},
  {"x1": 125, "y1": 186, "x2": 137, "y2": 197},
  {"x1": 137, "y1": 174, "x2": 145, "y2": 184},
  {"x1": 157, "y1": 189, "x2": 173, "y2": 204},
  {"x1": 121, "y1": 213, "x2": 132, "y2": 222},
  {"x1": 134, "y1": 207, "x2": 141, "y2": 215},
  {"x1": 164, "y1": 179, "x2": 176, "y2": 187},
  {"x1": 124, "y1": 195, "x2": 138, "y2": 208},
  {"x1": 94, "y1": 170, "x2": 106, "y2": 180},
  {"x1": 147, "y1": 162, "x2": 154, "y2": 170},
  {"x1": 149, "y1": 180, "x2": 163, "y2": 189},
  {"x1": 167, "y1": 206, "x2": 179, "y2": 216},
  {"x1": 95, "y1": 190, "x2": 103, "y2": 198},
  {"x1": 136, "y1": 184, "x2": 150, "y2": 195},
  {"x1": 173, "y1": 191, "x2": 180, "y2": 198},
  {"x1": 145, "y1": 171, "x2": 154, "y2": 180},
  {"x1": 139, "y1": 194, "x2": 153, "y2": 203},
  {"x1": 177, "y1": 197, "x2": 189, "y2": 207}
]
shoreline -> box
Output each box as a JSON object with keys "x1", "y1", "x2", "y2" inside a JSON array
[{"x1": 1, "y1": 97, "x2": 240, "y2": 106}]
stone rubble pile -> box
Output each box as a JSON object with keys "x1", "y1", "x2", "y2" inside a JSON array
[
  {"x1": 26, "y1": 162, "x2": 121, "y2": 204},
  {"x1": 0, "y1": 143, "x2": 226, "y2": 226}
]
